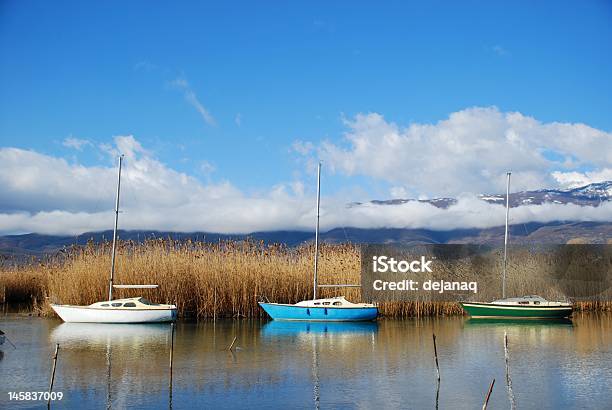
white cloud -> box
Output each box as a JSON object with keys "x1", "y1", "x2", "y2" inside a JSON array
[
  {"x1": 199, "y1": 160, "x2": 216, "y2": 175},
  {"x1": 170, "y1": 77, "x2": 216, "y2": 126},
  {"x1": 2, "y1": 113, "x2": 612, "y2": 236},
  {"x1": 1, "y1": 161, "x2": 612, "y2": 235},
  {"x1": 292, "y1": 140, "x2": 314, "y2": 156},
  {"x1": 289, "y1": 181, "x2": 305, "y2": 197},
  {"x1": 0, "y1": 147, "x2": 116, "y2": 214},
  {"x1": 327, "y1": 196, "x2": 612, "y2": 233},
  {"x1": 389, "y1": 186, "x2": 409, "y2": 198},
  {"x1": 0, "y1": 137, "x2": 312, "y2": 234},
  {"x1": 62, "y1": 137, "x2": 91, "y2": 151},
  {"x1": 306, "y1": 107, "x2": 612, "y2": 197},
  {"x1": 552, "y1": 169, "x2": 612, "y2": 189}
]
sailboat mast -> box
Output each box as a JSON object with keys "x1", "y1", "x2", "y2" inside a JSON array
[
  {"x1": 313, "y1": 162, "x2": 322, "y2": 300},
  {"x1": 502, "y1": 171, "x2": 511, "y2": 299},
  {"x1": 108, "y1": 155, "x2": 124, "y2": 301}
]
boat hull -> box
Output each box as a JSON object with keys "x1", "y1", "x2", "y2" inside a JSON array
[
  {"x1": 460, "y1": 302, "x2": 572, "y2": 319},
  {"x1": 51, "y1": 304, "x2": 177, "y2": 323},
  {"x1": 259, "y1": 302, "x2": 378, "y2": 322}
]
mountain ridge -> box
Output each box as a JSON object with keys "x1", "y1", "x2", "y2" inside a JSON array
[
  {"x1": 1, "y1": 221, "x2": 610, "y2": 259},
  {"x1": 2, "y1": 181, "x2": 611, "y2": 257},
  {"x1": 357, "y1": 180, "x2": 612, "y2": 208}
]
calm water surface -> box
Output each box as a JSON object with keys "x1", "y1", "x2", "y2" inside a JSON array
[{"x1": 1, "y1": 313, "x2": 611, "y2": 409}]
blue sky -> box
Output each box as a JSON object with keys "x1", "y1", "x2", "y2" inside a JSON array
[{"x1": 1, "y1": 1, "x2": 612, "y2": 234}]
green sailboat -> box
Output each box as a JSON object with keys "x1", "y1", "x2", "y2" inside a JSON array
[{"x1": 460, "y1": 172, "x2": 573, "y2": 319}]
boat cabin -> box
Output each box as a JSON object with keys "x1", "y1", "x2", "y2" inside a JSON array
[
  {"x1": 492, "y1": 295, "x2": 571, "y2": 307},
  {"x1": 294, "y1": 296, "x2": 376, "y2": 309},
  {"x1": 87, "y1": 297, "x2": 169, "y2": 309}
]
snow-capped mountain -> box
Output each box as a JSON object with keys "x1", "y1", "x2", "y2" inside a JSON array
[
  {"x1": 359, "y1": 181, "x2": 612, "y2": 209},
  {"x1": 480, "y1": 181, "x2": 612, "y2": 207},
  {"x1": 2, "y1": 181, "x2": 611, "y2": 259},
  {"x1": 566, "y1": 181, "x2": 612, "y2": 199}
]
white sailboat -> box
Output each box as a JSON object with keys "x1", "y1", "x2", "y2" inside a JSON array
[{"x1": 51, "y1": 156, "x2": 177, "y2": 323}]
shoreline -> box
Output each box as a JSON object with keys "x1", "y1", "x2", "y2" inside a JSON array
[
  {"x1": 1, "y1": 240, "x2": 610, "y2": 319},
  {"x1": 1, "y1": 300, "x2": 610, "y2": 320}
]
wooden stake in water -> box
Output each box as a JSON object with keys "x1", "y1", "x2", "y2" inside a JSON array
[
  {"x1": 227, "y1": 336, "x2": 237, "y2": 351},
  {"x1": 482, "y1": 378, "x2": 495, "y2": 410},
  {"x1": 435, "y1": 378, "x2": 440, "y2": 410},
  {"x1": 432, "y1": 334, "x2": 440, "y2": 381},
  {"x1": 48, "y1": 343, "x2": 60, "y2": 407},
  {"x1": 169, "y1": 323, "x2": 175, "y2": 403}
]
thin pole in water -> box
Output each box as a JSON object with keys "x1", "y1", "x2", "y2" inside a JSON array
[
  {"x1": 432, "y1": 333, "x2": 440, "y2": 382},
  {"x1": 482, "y1": 378, "x2": 495, "y2": 410},
  {"x1": 313, "y1": 161, "x2": 322, "y2": 300},
  {"x1": 435, "y1": 379, "x2": 440, "y2": 410},
  {"x1": 169, "y1": 322, "x2": 175, "y2": 406},
  {"x1": 48, "y1": 343, "x2": 60, "y2": 408},
  {"x1": 227, "y1": 336, "x2": 237, "y2": 351},
  {"x1": 108, "y1": 155, "x2": 124, "y2": 301},
  {"x1": 502, "y1": 171, "x2": 511, "y2": 299}
]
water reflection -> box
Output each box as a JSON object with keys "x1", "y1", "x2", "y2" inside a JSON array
[
  {"x1": 45, "y1": 322, "x2": 174, "y2": 409},
  {"x1": 50, "y1": 323, "x2": 172, "y2": 348},
  {"x1": 0, "y1": 315, "x2": 610, "y2": 409},
  {"x1": 465, "y1": 317, "x2": 573, "y2": 327},
  {"x1": 260, "y1": 321, "x2": 378, "y2": 410},
  {"x1": 311, "y1": 334, "x2": 320, "y2": 410},
  {"x1": 261, "y1": 320, "x2": 378, "y2": 337}
]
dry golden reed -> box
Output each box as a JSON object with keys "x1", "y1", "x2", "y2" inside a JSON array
[{"x1": 0, "y1": 239, "x2": 610, "y2": 318}]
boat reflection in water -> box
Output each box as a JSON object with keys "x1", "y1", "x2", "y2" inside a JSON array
[
  {"x1": 261, "y1": 320, "x2": 378, "y2": 410},
  {"x1": 50, "y1": 322, "x2": 171, "y2": 348},
  {"x1": 2, "y1": 315, "x2": 609, "y2": 408},
  {"x1": 465, "y1": 317, "x2": 573, "y2": 328},
  {"x1": 261, "y1": 320, "x2": 378, "y2": 338},
  {"x1": 49, "y1": 322, "x2": 174, "y2": 409}
]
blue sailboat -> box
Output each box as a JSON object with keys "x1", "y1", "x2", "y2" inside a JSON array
[
  {"x1": 259, "y1": 296, "x2": 379, "y2": 321},
  {"x1": 259, "y1": 162, "x2": 378, "y2": 322}
]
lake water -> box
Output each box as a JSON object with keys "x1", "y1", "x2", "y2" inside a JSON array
[{"x1": 1, "y1": 313, "x2": 611, "y2": 409}]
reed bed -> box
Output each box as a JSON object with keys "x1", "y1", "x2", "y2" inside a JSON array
[
  {"x1": 0, "y1": 239, "x2": 462, "y2": 318},
  {"x1": 0, "y1": 265, "x2": 47, "y2": 308},
  {"x1": 0, "y1": 239, "x2": 610, "y2": 318}
]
